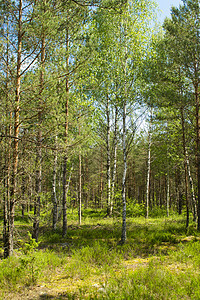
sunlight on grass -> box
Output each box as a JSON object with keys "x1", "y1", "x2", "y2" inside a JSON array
[{"x1": 0, "y1": 211, "x2": 200, "y2": 299}]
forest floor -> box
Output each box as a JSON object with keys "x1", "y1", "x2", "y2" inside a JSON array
[
  {"x1": 1, "y1": 210, "x2": 200, "y2": 299},
  {"x1": 4, "y1": 257, "x2": 150, "y2": 299}
]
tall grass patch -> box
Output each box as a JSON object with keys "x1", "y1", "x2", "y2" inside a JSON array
[
  {"x1": 0, "y1": 249, "x2": 67, "y2": 290},
  {"x1": 72, "y1": 240, "x2": 122, "y2": 267},
  {"x1": 101, "y1": 262, "x2": 200, "y2": 299},
  {"x1": 66, "y1": 240, "x2": 123, "y2": 280}
]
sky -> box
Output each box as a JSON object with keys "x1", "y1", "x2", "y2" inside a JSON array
[{"x1": 156, "y1": 0, "x2": 183, "y2": 23}]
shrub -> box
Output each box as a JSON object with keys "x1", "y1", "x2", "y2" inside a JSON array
[
  {"x1": 149, "y1": 206, "x2": 167, "y2": 218},
  {"x1": 127, "y1": 201, "x2": 145, "y2": 217},
  {"x1": 71, "y1": 241, "x2": 122, "y2": 267},
  {"x1": 114, "y1": 200, "x2": 145, "y2": 218}
]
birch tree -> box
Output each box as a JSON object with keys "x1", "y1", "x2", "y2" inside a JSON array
[
  {"x1": 146, "y1": 110, "x2": 152, "y2": 219},
  {"x1": 119, "y1": 0, "x2": 156, "y2": 244}
]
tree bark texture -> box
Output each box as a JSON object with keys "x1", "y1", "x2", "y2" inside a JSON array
[
  {"x1": 6, "y1": 0, "x2": 23, "y2": 256},
  {"x1": 106, "y1": 95, "x2": 111, "y2": 216},
  {"x1": 146, "y1": 112, "x2": 152, "y2": 219},
  {"x1": 195, "y1": 82, "x2": 200, "y2": 230},
  {"x1": 186, "y1": 150, "x2": 197, "y2": 221},
  {"x1": 166, "y1": 173, "x2": 170, "y2": 217},
  {"x1": 121, "y1": 100, "x2": 127, "y2": 244},
  {"x1": 111, "y1": 105, "x2": 118, "y2": 215},
  {"x1": 52, "y1": 137, "x2": 58, "y2": 230},
  {"x1": 62, "y1": 26, "x2": 69, "y2": 237},
  {"x1": 3, "y1": 16, "x2": 12, "y2": 258},
  {"x1": 79, "y1": 151, "x2": 82, "y2": 225},
  {"x1": 33, "y1": 34, "x2": 45, "y2": 242},
  {"x1": 79, "y1": 123, "x2": 82, "y2": 225},
  {"x1": 120, "y1": 17, "x2": 128, "y2": 244},
  {"x1": 180, "y1": 107, "x2": 189, "y2": 228}
]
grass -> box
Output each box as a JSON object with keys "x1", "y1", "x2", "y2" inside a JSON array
[{"x1": 0, "y1": 209, "x2": 200, "y2": 299}]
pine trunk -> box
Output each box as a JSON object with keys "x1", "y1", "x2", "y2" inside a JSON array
[
  {"x1": 186, "y1": 150, "x2": 197, "y2": 221},
  {"x1": 8, "y1": 0, "x2": 22, "y2": 256},
  {"x1": 180, "y1": 107, "x2": 189, "y2": 228},
  {"x1": 3, "y1": 16, "x2": 12, "y2": 258}
]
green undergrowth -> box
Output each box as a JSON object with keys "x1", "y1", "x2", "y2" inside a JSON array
[
  {"x1": 0, "y1": 249, "x2": 67, "y2": 289},
  {"x1": 0, "y1": 232, "x2": 67, "y2": 291},
  {"x1": 0, "y1": 210, "x2": 200, "y2": 299},
  {"x1": 96, "y1": 261, "x2": 200, "y2": 299}
]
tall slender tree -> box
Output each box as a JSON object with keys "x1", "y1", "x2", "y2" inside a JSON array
[{"x1": 163, "y1": 0, "x2": 200, "y2": 229}]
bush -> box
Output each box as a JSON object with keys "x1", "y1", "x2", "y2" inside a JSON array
[
  {"x1": 114, "y1": 199, "x2": 145, "y2": 218},
  {"x1": 0, "y1": 232, "x2": 67, "y2": 291},
  {"x1": 149, "y1": 206, "x2": 167, "y2": 218},
  {"x1": 126, "y1": 201, "x2": 145, "y2": 218},
  {"x1": 71, "y1": 241, "x2": 122, "y2": 267}
]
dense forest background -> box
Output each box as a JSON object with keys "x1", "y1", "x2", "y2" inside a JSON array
[{"x1": 0, "y1": 0, "x2": 200, "y2": 259}]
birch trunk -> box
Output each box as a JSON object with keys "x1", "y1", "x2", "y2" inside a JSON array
[
  {"x1": 166, "y1": 173, "x2": 170, "y2": 217},
  {"x1": 166, "y1": 133, "x2": 170, "y2": 217},
  {"x1": 100, "y1": 148, "x2": 103, "y2": 209},
  {"x1": 3, "y1": 144, "x2": 9, "y2": 258},
  {"x1": 175, "y1": 167, "x2": 182, "y2": 215},
  {"x1": 29, "y1": 175, "x2": 33, "y2": 211},
  {"x1": 52, "y1": 136, "x2": 58, "y2": 230},
  {"x1": 62, "y1": 26, "x2": 69, "y2": 237},
  {"x1": 120, "y1": 16, "x2": 128, "y2": 245},
  {"x1": 146, "y1": 112, "x2": 152, "y2": 219},
  {"x1": 106, "y1": 95, "x2": 111, "y2": 216},
  {"x1": 85, "y1": 156, "x2": 89, "y2": 209},
  {"x1": 194, "y1": 82, "x2": 200, "y2": 231},
  {"x1": 111, "y1": 105, "x2": 118, "y2": 215},
  {"x1": 121, "y1": 100, "x2": 127, "y2": 244},
  {"x1": 78, "y1": 123, "x2": 82, "y2": 225},
  {"x1": 62, "y1": 156, "x2": 67, "y2": 236},
  {"x1": 59, "y1": 165, "x2": 73, "y2": 221},
  {"x1": 21, "y1": 170, "x2": 26, "y2": 217},
  {"x1": 79, "y1": 151, "x2": 82, "y2": 225}
]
